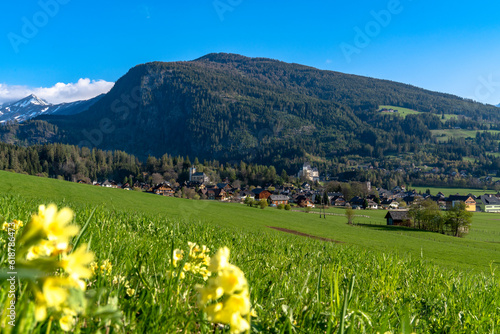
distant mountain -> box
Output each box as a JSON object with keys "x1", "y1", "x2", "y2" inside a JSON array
[
  {"x1": 496, "y1": 103, "x2": 500, "y2": 108},
  {"x1": 0, "y1": 94, "x2": 103, "y2": 124},
  {"x1": 3, "y1": 53, "x2": 500, "y2": 166},
  {"x1": 0, "y1": 94, "x2": 49, "y2": 123}
]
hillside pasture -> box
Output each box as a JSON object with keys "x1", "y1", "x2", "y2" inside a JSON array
[
  {"x1": 1, "y1": 170, "x2": 500, "y2": 332},
  {"x1": 1, "y1": 171, "x2": 500, "y2": 273}
]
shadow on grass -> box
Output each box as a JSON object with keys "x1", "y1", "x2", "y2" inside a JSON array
[{"x1": 355, "y1": 223, "x2": 439, "y2": 234}]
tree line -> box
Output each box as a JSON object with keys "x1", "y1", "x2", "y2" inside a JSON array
[{"x1": 409, "y1": 199, "x2": 472, "y2": 237}]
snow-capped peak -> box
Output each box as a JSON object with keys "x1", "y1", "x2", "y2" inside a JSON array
[
  {"x1": 12, "y1": 94, "x2": 49, "y2": 108},
  {"x1": 0, "y1": 94, "x2": 103, "y2": 124}
]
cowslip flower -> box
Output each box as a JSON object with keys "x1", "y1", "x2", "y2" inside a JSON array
[
  {"x1": 173, "y1": 249, "x2": 184, "y2": 267},
  {"x1": 197, "y1": 247, "x2": 250, "y2": 334},
  {"x1": 126, "y1": 288, "x2": 135, "y2": 297},
  {"x1": 2, "y1": 219, "x2": 24, "y2": 232},
  {"x1": 35, "y1": 277, "x2": 72, "y2": 319},
  {"x1": 18, "y1": 204, "x2": 99, "y2": 331},
  {"x1": 100, "y1": 259, "x2": 113, "y2": 274},
  {"x1": 208, "y1": 247, "x2": 230, "y2": 272},
  {"x1": 59, "y1": 310, "x2": 77, "y2": 332},
  {"x1": 90, "y1": 259, "x2": 113, "y2": 276},
  {"x1": 60, "y1": 245, "x2": 94, "y2": 288},
  {"x1": 26, "y1": 204, "x2": 79, "y2": 256},
  {"x1": 171, "y1": 243, "x2": 211, "y2": 280}
]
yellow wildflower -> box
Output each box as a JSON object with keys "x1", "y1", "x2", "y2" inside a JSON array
[
  {"x1": 198, "y1": 282, "x2": 224, "y2": 305},
  {"x1": 215, "y1": 264, "x2": 247, "y2": 294},
  {"x1": 126, "y1": 288, "x2": 135, "y2": 297},
  {"x1": 208, "y1": 247, "x2": 230, "y2": 272},
  {"x1": 60, "y1": 245, "x2": 94, "y2": 283},
  {"x1": 172, "y1": 242, "x2": 211, "y2": 280},
  {"x1": 2, "y1": 219, "x2": 23, "y2": 232},
  {"x1": 43, "y1": 277, "x2": 70, "y2": 309},
  {"x1": 34, "y1": 291, "x2": 48, "y2": 321},
  {"x1": 90, "y1": 259, "x2": 112, "y2": 277},
  {"x1": 173, "y1": 249, "x2": 184, "y2": 267},
  {"x1": 29, "y1": 204, "x2": 79, "y2": 253},
  {"x1": 188, "y1": 242, "x2": 210, "y2": 259},
  {"x1": 59, "y1": 309, "x2": 77, "y2": 332},
  {"x1": 183, "y1": 262, "x2": 192, "y2": 272},
  {"x1": 100, "y1": 259, "x2": 112, "y2": 274},
  {"x1": 197, "y1": 247, "x2": 250, "y2": 334},
  {"x1": 112, "y1": 275, "x2": 127, "y2": 285},
  {"x1": 26, "y1": 239, "x2": 56, "y2": 260},
  {"x1": 90, "y1": 262, "x2": 99, "y2": 276}
]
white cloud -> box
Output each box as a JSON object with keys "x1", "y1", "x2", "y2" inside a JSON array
[{"x1": 0, "y1": 79, "x2": 114, "y2": 105}]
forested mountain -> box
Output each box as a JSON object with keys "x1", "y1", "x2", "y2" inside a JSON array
[{"x1": 2, "y1": 53, "x2": 500, "y2": 170}]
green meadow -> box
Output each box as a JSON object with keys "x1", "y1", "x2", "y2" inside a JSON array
[
  {"x1": 378, "y1": 105, "x2": 462, "y2": 123},
  {"x1": 1, "y1": 171, "x2": 499, "y2": 272},
  {"x1": 431, "y1": 129, "x2": 500, "y2": 142},
  {"x1": 378, "y1": 105, "x2": 421, "y2": 118},
  {"x1": 410, "y1": 186, "x2": 494, "y2": 197},
  {"x1": 1, "y1": 170, "x2": 500, "y2": 333}
]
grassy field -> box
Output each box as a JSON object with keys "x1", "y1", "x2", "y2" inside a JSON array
[
  {"x1": 1, "y1": 171, "x2": 500, "y2": 332},
  {"x1": 378, "y1": 105, "x2": 420, "y2": 118},
  {"x1": 1, "y1": 171, "x2": 499, "y2": 273},
  {"x1": 410, "y1": 186, "x2": 494, "y2": 197},
  {"x1": 431, "y1": 129, "x2": 500, "y2": 142},
  {"x1": 378, "y1": 105, "x2": 459, "y2": 122}
]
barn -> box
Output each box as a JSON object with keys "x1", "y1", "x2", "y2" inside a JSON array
[{"x1": 385, "y1": 210, "x2": 411, "y2": 227}]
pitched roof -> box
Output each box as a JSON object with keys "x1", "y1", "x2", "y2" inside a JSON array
[
  {"x1": 252, "y1": 188, "x2": 265, "y2": 194},
  {"x1": 270, "y1": 195, "x2": 289, "y2": 201},
  {"x1": 385, "y1": 210, "x2": 409, "y2": 220},
  {"x1": 447, "y1": 195, "x2": 475, "y2": 202},
  {"x1": 480, "y1": 195, "x2": 500, "y2": 205}
]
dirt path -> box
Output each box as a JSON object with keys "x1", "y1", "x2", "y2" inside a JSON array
[
  {"x1": 266, "y1": 226, "x2": 343, "y2": 243},
  {"x1": 290, "y1": 209, "x2": 370, "y2": 218}
]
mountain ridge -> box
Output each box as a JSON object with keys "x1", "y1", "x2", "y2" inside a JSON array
[
  {"x1": 3, "y1": 53, "x2": 500, "y2": 168},
  {"x1": 0, "y1": 94, "x2": 104, "y2": 123}
]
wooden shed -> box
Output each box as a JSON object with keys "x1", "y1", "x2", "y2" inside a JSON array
[{"x1": 385, "y1": 210, "x2": 411, "y2": 227}]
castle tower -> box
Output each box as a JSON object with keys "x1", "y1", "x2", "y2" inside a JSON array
[{"x1": 189, "y1": 166, "x2": 196, "y2": 182}]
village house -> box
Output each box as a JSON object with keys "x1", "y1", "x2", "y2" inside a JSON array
[
  {"x1": 301, "y1": 182, "x2": 311, "y2": 191},
  {"x1": 205, "y1": 188, "x2": 226, "y2": 201},
  {"x1": 216, "y1": 183, "x2": 232, "y2": 191},
  {"x1": 102, "y1": 180, "x2": 113, "y2": 188},
  {"x1": 349, "y1": 196, "x2": 365, "y2": 209},
  {"x1": 269, "y1": 195, "x2": 289, "y2": 206},
  {"x1": 366, "y1": 199, "x2": 378, "y2": 210},
  {"x1": 238, "y1": 189, "x2": 254, "y2": 200},
  {"x1": 479, "y1": 195, "x2": 500, "y2": 213},
  {"x1": 380, "y1": 199, "x2": 398, "y2": 210},
  {"x1": 446, "y1": 195, "x2": 476, "y2": 212},
  {"x1": 252, "y1": 188, "x2": 272, "y2": 201},
  {"x1": 153, "y1": 184, "x2": 174, "y2": 196},
  {"x1": 295, "y1": 195, "x2": 315, "y2": 208},
  {"x1": 331, "y1": 195, "x2": 346, "y2": 206}
]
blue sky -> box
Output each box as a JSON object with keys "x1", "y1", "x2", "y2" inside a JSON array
[{"x1": 1, "y1": 0, "x2": 499, "y2": 105}]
